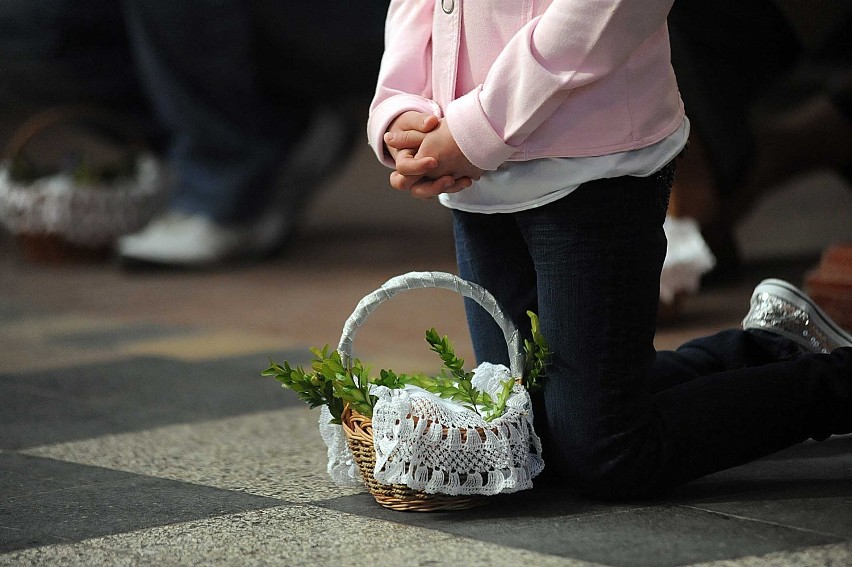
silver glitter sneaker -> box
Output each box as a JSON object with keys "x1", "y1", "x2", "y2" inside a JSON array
[{"x1": 742, "y1": 278, "x2": 852, "y2": 353}]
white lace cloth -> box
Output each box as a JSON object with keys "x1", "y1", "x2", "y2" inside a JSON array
[
  {"x1": 319, "y1": 362, "x2": 544, "y2": 496},
  {"x1": 0, "y1": 154, "x2": 168, "y2": 246},
  {"x1": 660, "y1": 215, "x2": 716, "y2": 304}
]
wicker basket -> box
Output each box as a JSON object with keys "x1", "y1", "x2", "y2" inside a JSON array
[
  {"x1": 335, "y1": 271, "x2": 529, "y2": 512},
  {"x1": 0, "y1": 106, "x2": 167, "y2": 260},
  {"x1": 341, "y1": 405, "x2": 488, "y2": 511}
]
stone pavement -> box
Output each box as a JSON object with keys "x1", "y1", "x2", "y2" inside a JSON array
[{"x1": 2, "y1": 211, "x2": 851, "y2": 567}]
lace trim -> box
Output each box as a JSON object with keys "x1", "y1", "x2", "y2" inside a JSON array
[{"x1": 318, "y1": 362, "x2": 544, "y2": 496}]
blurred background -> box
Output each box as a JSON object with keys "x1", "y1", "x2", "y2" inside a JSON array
[
  {"x1": 1, "y1": 0, "x2": 851, "y2": 364},
  {"x1": 2, "y1": 2, "x2": 852, "y2": 564}
]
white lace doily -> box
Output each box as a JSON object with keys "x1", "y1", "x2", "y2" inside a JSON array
[
  {"x1": 319, "y1": 362, "x2": 544, "y2": 496},
  {"x1": 319, "y1": 404, "x2": 363, "y2": 487}
]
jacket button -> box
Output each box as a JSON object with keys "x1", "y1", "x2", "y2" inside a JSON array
[{"x1": 442, "y1": 0, "x2": 454, "y2": 14}]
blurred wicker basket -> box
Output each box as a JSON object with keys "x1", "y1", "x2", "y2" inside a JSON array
[{"x1": 0, "y1": 106, "x2": 168, "y2": 261}]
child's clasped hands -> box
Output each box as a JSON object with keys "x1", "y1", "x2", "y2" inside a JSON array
[{"x1": 383, "y1": 111, "x2": 483, "y2": 198}]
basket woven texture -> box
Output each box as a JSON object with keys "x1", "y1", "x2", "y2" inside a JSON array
[
  {"x1": 341, "y1": 405, "x2": 486, "y2": 511},
  {"x1": 335, "y1": 271, "x2": 528, "y2": 512}
]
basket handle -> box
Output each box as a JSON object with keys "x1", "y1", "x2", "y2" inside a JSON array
[
  {"x1": 337, "y1": 271, "x2": 523, "y2": 377},
  {"x1": 3, "y1": 105, "x2": 148, "y2": 161}
]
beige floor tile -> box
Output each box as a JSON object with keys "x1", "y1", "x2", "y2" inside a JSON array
[
  {"x1": 0, "y1": 504, "x2": 605, "y2": 567},
  {"x1": 22, "y1": 408, "x2": 360, "y2": 503}
]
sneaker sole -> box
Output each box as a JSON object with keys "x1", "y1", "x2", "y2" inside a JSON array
[{"x1": 749, "y1": 278, "x2": 852, "y2": 350}]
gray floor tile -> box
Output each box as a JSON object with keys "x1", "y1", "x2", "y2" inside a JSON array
[
  {"x1": 0, "y1": 527, "x2": 67, "y2": 553},
  {"x1": 0, "y1": 454, "x2": 286, "y2": 553},
  {"x1": 665, "y1": 436, "x2": 852, "y2": 505},
  {"x1": 0, "y1": 505, "x2": 595, "y2": 567},
  {"x1": 0, "y1": 452, "x2": 135, "y2": 497},
  {"x1": 697, "y1": 497, "x2": 852, "y2": 540},
  {"x1": 666, "y1": 439, "x2": 852, "y2": 540},
  {"x1": 0, "y1": 353, "x2": 308, "y2": 450},
  {"x1": 320, "y1": 488, "x2": 841, "y2": 567}
]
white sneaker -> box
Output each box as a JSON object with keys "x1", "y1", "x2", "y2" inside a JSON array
[
  {"x1": 742, "y1": 278, "x2": 852, "y2": 353},
  {"x1": 117, "y1": 210, "x2": 289, "y2": 267},
  {"x1": 116, "y1": 106, "x2": 355, "y2": 268}
]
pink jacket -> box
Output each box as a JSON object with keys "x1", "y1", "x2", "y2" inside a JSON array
[{"x1": 368, "y1": 0, "x2": 685, "y2": 171}]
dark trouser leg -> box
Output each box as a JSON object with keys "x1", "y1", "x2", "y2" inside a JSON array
[
  {"x1": 668, "y1": 0, "x2": 800, "y2": 191},
  {"x1": 453, "y1": 170, "x2": 671, "y2": 495},
  {"x1": 0, "y1": 1, "x2": 151, "y2": 127},
  {"x1": 453, "y1": 211, "x2": 537, "y2": 367},
  {"x1": 649, "y1": 329, "x2": 804, "y2": 392},
  {"x1": 121, "y1": 0, "x2": 308, "y2": 223},
  {"x1": 453, "y1": 166, "x2": 852, "y2": 498}
]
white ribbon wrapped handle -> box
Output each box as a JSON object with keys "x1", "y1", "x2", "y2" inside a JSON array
[{"x1": 337, "y1": 271, "x2": 523, "y2": 377}]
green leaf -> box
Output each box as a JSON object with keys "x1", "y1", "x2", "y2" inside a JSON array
[
  {"x1": 522, "y1": 311, "x2": 550, "y2": 392},
  {"x1": 262, "y1": 317, "x2": 548, "y2": 422}
]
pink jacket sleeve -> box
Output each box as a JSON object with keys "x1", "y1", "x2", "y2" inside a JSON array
[
  {"x1": 367, "y1": 0, "x2": 442, "y2": 168},
  {"x1": 446, "y1": 0, "x2": 676, "y2": 170}
]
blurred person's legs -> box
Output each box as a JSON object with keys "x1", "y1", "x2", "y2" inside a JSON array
[
  {"x1": 668, "y1": 1, "x2": 852, "y2": 287},
  {"x1": 117, "y1": 0, "x2": 387, "y2": 267},
  {"x1": 735, "y1": 10, "x2": 852, "y2": 235},
  {"x1": 122, "y1": 0, "x2": 307, "y2": 224},
  {"x1": 0, "y1": 1, "x2": 156, "y2": 137},
  {"x1": 747, "y1": 19, "x2": 852, "y2": 194},
  {"x1": 667, "y1": 0, "x2": 802, "y2": 279}
]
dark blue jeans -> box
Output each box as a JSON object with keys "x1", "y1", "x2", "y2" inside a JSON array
[{"x1": 452, "y1": 164, "x2": 852, "y2": 497}]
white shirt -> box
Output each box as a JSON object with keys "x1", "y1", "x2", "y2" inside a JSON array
[{"x1": 439, "y1": 118, "x2": 690, "y2": 214}]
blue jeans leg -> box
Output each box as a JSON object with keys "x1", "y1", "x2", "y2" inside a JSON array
[{"x1": 453, "y1": 166, "x2": 852, "y2": 497}]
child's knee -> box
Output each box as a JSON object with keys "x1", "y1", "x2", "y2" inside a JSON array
[{"x1": 547, "y1": 434, "x2": 664, "y2": 499}]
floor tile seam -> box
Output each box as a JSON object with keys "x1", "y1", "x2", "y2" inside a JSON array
[
  {"x1": 301, "y1": 504, "x2": 598, "y2": 565},
  {"x1": 0, "y1": 502, "x2": 442, "y2": 545},
  {"x1": 283, "y1": 536, "x2": 606, "y2": 567},
  {"x1": 676, "y1": 503, "x2": 848, "y2": 541},
  {"x1": 10, "y1": 447, "x2": 350, "y2": 505},
  {"x1": 0, "y1": 524, "x2": 70, "y2": 541},
  {"x1": 309, "y1": 497, "x2": 637, "y2": 561},
  {"x1": 4, "y1": 451, "x2": 295, "y2": 506},
  {"x1": 310, "y1": 497, "x2": 667, "y2": 526},
  {"x1": 0, "y1": 523, "x2": 75, "y2": 547},
  {"x1": 3, "y1": 451, "x2": 125, "y2": 502},
  {"x1": 506, "y1": 502, "x2": 666, "y2": 523}
]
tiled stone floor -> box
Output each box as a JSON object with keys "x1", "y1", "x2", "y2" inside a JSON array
[{"x1": 1, "y1": 218, "x2": 851, "y2": 567}]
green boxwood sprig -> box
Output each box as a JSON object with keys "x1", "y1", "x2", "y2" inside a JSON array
[{"x1": 262, "y1": 312, "x2": 550, "y2": 423}]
